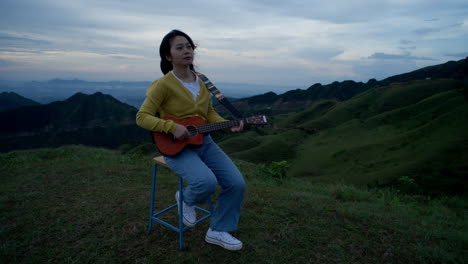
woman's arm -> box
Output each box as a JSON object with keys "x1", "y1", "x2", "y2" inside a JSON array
[{"x1": 135, "y1": 82, "x2": 177, "y2": 133}]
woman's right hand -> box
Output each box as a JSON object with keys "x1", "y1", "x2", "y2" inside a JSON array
[{"x1": 173, "y1": 124, "x2": 191, "y2": 140}]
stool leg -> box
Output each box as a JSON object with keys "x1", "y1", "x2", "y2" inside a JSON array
[
  {"x1": 178, "y1": 175, "x2": 184, "y2": 250},
  {"x1": 149, "y1": 163, "x2": 158, "y2": 234}
]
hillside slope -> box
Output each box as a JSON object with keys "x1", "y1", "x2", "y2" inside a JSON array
[{"x1": 218, "y1": 79, "x2": 468, "y2": 195}]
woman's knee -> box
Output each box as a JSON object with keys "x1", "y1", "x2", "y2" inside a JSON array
[
  {"x1": 197, "y1": 177, "x2": 217, "y2": 195},
  {"x1": 230, "y1": 176, "x2": 246, "y2": 193}
]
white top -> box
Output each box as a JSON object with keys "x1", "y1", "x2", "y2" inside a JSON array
[{"x1": 171, "y1": 71, "x2": 200, "y2": 100}]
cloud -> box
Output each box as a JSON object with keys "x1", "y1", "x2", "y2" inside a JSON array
[
  {"x1": 0, "y1": 59, "x2": 18, "y2": 66},
  {"x1": 239, "y1": 0, "x2": 393, "y2": 24},
  {"x1": 0, "y1": 0, "x2": 467, "y2": 87},
  {"x1": 413, "y1": 27, "x2": 442, "y2": 35},
  {"x1": 0, "y1": 34, "x2": 50, "y2": 44},
  {"x1": 0, "y1": 33, "x2": 51, "y2": 48},
  {"x1": 240, "y1": 0, "x2": 468, "y2": 25},
  {"x1": 111, "y1": 55, "x2": 136, "y2": 60},
  {"x1": 368, "y1": 52, "x2": 434, "y2": 61},
  {"x1": 351, "y1": 59, "x2": 421, "y2": 81},
  {"x1": 444, "y1": 52, "x2": 468, "y2": 58},
  {"x1": 399, "y1": 46, "x2": 417, "y2": 51},
  {"x1": 400, "y1": 40, "x2": 413, "y2": 45},
  {"x1": 413, "y1": 22, "x2": 464, "y2": 36}
]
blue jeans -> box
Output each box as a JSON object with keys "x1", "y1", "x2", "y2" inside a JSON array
[{"x1": 164, "y1": 135, "x2": 245, "y2": 232}]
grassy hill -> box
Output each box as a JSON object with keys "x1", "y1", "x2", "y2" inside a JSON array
[
  {"x1": 1, "y1": 145, "x2": 466, "y2": 263},
  {"x1": 217, "y1": 79, "x2": 468, "y2": 196}
]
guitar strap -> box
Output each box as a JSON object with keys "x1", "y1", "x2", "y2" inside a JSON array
[{"x1": 197, "y1": 73, "x2": 243, "y2": 118}]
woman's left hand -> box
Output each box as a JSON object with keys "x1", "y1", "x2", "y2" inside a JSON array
[{"x1": 230, "y1": 120, "x2": 244, "y2": 132}]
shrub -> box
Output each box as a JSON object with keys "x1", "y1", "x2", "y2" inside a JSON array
[{"x1": 260, "y1": 160, "x2": 291, "y2": 183}]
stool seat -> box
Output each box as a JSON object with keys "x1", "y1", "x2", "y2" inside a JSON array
[
  {"x1": 152, "y1": 156, "x2": 167, "y2": 166},
  {"x1": 148, "y1": 156, "x2": 213, "y2": 250}
]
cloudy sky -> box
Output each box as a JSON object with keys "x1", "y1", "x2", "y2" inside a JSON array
[{"x1": 0, "y1": 0, "x2": 467, "y2": 89}]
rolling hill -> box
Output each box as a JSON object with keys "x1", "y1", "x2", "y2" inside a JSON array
[{"x1": 218, "y1": 79, "x2": 467, "y2": 195}]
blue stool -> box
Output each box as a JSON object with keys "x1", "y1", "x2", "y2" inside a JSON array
[{"x1": 148, "y1": 156, "x2": 213, "y2": 250}]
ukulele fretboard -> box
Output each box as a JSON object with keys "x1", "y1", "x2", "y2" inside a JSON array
[{"x1": 197, "y1": 119, "x2": 243, "y2": 134}]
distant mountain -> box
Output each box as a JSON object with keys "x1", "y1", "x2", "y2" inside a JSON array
[
  {"x1": 0, "y1": 92, "x2": 40, "y2": 111},
  {"x1": 216, "y1": 57, "x2": 468, "y2": 116},
  {"x1": 0, "y1": 92, "x2": 148, "y2": 152},
  {"x1": 0, "y1": 78, "x2": 296, "y2": 108},
  {"x1": 0, "y1": 79, "x2": 151, "y2": 106}
]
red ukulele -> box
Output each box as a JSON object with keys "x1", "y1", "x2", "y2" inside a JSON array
[{"x1": 153, "y1": 115, "x2": 268, "y2": 156}]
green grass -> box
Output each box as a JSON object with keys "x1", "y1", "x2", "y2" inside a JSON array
[{"x1": 1, "y1": 145, "x2": 466, "y2": 263}]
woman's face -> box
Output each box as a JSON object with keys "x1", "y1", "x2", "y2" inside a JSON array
[{"x1": 167, "y1": 35, "x2": 194, "y2": 67}]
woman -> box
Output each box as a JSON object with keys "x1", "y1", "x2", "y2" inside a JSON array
[{"x1": 136, "y1": 30, "x2": 245, "y2": 251}]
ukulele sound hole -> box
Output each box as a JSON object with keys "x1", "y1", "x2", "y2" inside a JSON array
[{"x1": 187, "y1": 126, "x2": 198, "y2": 137}]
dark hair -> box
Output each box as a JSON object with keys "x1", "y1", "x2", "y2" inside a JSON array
[{"x1": 159, "y1": 29, "x2": 196, "y2": 75}]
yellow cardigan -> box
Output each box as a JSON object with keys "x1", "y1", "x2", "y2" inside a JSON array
[{"x1": 136, "y1": 72, "x2": 226, "y2": 133}]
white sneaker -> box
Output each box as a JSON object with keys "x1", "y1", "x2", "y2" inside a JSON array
[
  {"x1": 175, "y1": 191, "x2": 197, "y2": 227},
  {"x1": 205, "y1": 228, "x2": 243, "y2": 251}
]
